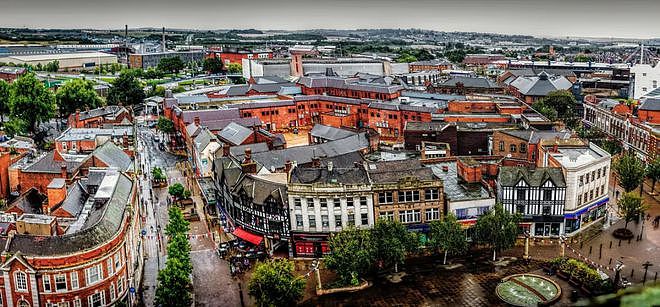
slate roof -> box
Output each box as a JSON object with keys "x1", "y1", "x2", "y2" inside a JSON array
[
  {"x1": 642, "y1": 87, "x2": 660, "y2": 98},
  {"x1": 225, "y1": 100, "x2": 296, "y2": 110},
  {"x1": 310, "y1": 124, "x2": 357, "y2": 141},
  {"x1": 194, "y1": 128, "x2": 216, "y2": 151},
  {"x1": 203, "y1": 117, "x2": 262, "y2": 131},
  {"x1": 78, "y1": 105, "x2": 127, "y2": 121},
  {"x1": 294, "y1": 95, "x2": 363, "y2": 105},
  {"x1": 500, "y1": 130, "x2": 573, "y2": 143},
  {"x1": 509, "y1": 72, "x2": 572, "y2": 96},
  {"x1": 91, "y1": 141, "x2": 132, "y2": 172},
  {"x1": 290, "y1": 153, "x2": 368, "y2": 185},
  {"x1": 366, "y1": 159, "x2": 436, "y2": 183},
  {"x1": 237, "y1": 133, "x2": 370, "y2": 170},
  {"x1": 404, "y1": 121, "x2": 452, "y2": 132},
  {"x1": 438, "y1": 76, "x2": 500, "y2": 89},
  {"x1": 507, "y1": 68, "x2": 576, "y2": 78},
  {"x1": 9, "y1": 188, "x2": 46, "y2": 214},
  {"x1": 0, "y1": 66, "x2": 26, "y2": 74},
  {"x1": 186, "y1": 123, "x2": 202, "y2": 138},
  {"x1": 410, "y1": 59, "x2": 452, "y2": 66},
  {"x1": 639, "y1": 98, "x2": 660, "y2": 111},
  {"x1": 297, "y1": 75, "x2": 403, "y2": 94},
  {"x1": 229, "y1": 142, "x2": 270, "y2": 157},
  {"x1": 218, "y1": 122, "x2": 253, "y2": 146},
  {"x1": 498, "y1": 166, "x2": 566, "y2": 187},
  {"x1": 6, "y1": 172, "x2": 133, "y2": 256},
  {"x1": 58, "y1": 180, "x2": 89, "y2": 217},
  {"x1": 181, "y1": 108, "x2": 241, "y2": 124},
  {"x1": 23, "y1": 151, "x2": 84, "y2": 174},
  {"x1": 235, "y1": 174, "x2": 287, "y2": 205}
]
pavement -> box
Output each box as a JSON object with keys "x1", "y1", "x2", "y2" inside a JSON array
[{"x1": 137, "y1": 127, "x2": 240, "y2": 306}]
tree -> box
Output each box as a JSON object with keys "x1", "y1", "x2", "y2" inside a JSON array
[
  {"x1": 598, "y1": 139, "x2": 623, "y2": 156},
  {"x1": 107, "y1": 70, "x2": 145, "y2": 105},
  {"x1": 157, "y1": 116, "x2": 174, "y2": 134},
  {"x1": 143, "y1": 67, "x2": 164, "y2": 80},
  {"x1": 324, "y1": 226, "x2": 373, "y2": 285},
  {"x1": 474, "y1": 203, "x2": 520, "y2": 261},
  {"x1": 158, "y1": 56, "x2": 185, "y2": 74},
  {"x1": 155, "y1": 256, "x2": 192, "y2": 307},
  {"x1": 227, "y1": 63, "x2": 242, "y2": 74},
  {"x1": 44, "y1": 60, "x2": 59, "y2": 72},
  {"x1": 203, "y1": 57, "x2": 224, "y2": 74},
  {"x1": 9, "y1": 72, "x2": 57, "y2": 133},
  {"x1": 3, "y1": 118, "x2": 27, "y2": 137},
  {"x1": 541, "y1": 90, "x2": 578, "y2": 127},
  {"x1": 165, "y1": 205, "x2": 190, "y2": 236},
  {"x1": 614, "y1": 154, "x2": 646, "y2": 193},
  {"x1": 168, "y1": 182, "x2": 185, "y2": 199},
  {"x1": 55, "y1": 78, "x2": 103, "y2": 116},
  {"x1": 531, "y1": 100, "x2": 558, "y2": 121},
  {"x1": 248, "y1": 259, "x2": 305, "y2": 307},
  {"x1": 167, "y1": 233, "x2": 193, "y2": 272},
  {"x1": 371, "y1": 219, "x2": 417, "y2": 273},
  {"x1": 152, "y1": 167, "x2": 166, "y2": 180},
  {"x1": 429, "y1": 213, "x2": 468, "y2": 265},
  {"x1": 0, "y1": 79, "x2": 10, "y2": 124},
  {"x1": 445, "y1": 49, "x2": 467, "y2": 63},
  {"x1": 617, "y1": 192, "x2": 647, "y2": 230},
  {"x1": 645, "y1": 157, "x2": 660, "y2": 194}
]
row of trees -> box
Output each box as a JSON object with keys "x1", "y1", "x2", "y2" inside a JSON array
[
  {"x1": 0, "y1": 73, "x2": 57, "y2": 137},
  {"x1": 155, "y1": 206, "x2": 193, "y2": 307},
  {"x1": 325, "y1": 205, "x2": 520, "y2": 286}
]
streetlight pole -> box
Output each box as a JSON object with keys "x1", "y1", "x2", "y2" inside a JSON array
[
  {"x1": 614, "y1": 260, "x2": 624, "y2": 289},
  {"x1": 642, "y1": 261, "x2": 653, "y2": 285}
]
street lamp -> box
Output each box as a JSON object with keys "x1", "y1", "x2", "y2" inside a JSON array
[{"x1": 642, "y1": 261, "x2": 653, "y2": 285}]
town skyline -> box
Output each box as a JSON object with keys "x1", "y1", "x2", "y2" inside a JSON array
[{"x1": 3, "y1": 0, "x2": 660, "y2": 39}]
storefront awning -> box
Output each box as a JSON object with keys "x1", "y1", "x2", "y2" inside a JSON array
[{"x1": 232, "y1": 228, "x2": 263, "y2": 245}]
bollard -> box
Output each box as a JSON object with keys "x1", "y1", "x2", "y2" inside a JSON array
[
  {"x1": 655, "y1": 272, "x2": 658, "y2": 282},
  {"x1": 609, "y1": 258, "x2": 612, "y2": 265},
  {"x1": 619, "y1": 240, "x2": 622, "y2": 246},
  {"x1": 599, "y1": 244, "x2": 602, "y2": 259},
  {"x1": 580, "y1": 241, "x2": 583, "y2": 249},
  {"x1": 609, "y1": 241, "x2": 612, "y2": 249},
  {"x1": 589, "y1": 246, "x2": 592, "y2": 255},
  {"x1": 628, "y1": 238, "x2": 632, "y2": 244},
  {"x1": 631, "y1": 269, "x2": 635, "y2": 278}
]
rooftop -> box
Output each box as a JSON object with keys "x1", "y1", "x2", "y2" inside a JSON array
[
  {"x1": 428, "y1": 162, "x2": 491, "y2": 201},
  {"x1": 7, "y1": 52, "x2": 116, "y2": 61},
  {"x1": 550, "y1": 144, "x2": 609, "y2": 168}
]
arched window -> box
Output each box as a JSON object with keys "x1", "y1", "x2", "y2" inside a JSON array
[
  {"x1": 18, "y1": 300, "x2": 30, "y2": 307},
  {"x1": 14, "y1": 271, "x2": 28, "y2": 292}
]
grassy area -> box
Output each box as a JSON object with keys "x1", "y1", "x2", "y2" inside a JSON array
[{"x1": 99, "y1": 77, "x2": 115, "y2": 83}]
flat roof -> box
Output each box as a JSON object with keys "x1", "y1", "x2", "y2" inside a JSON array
[
  {"x1": 8, "y1": 52, "x2": 116, "y2": 61},
  {"x1": 18, "y1": 214, "x2": 55, "y2": 224},
  {"x1": 427, "y1": 162, "x2": 491, "y2": 201},
  {"x1": 551, "y1": 146, "x2": 608, "y2": 168}
]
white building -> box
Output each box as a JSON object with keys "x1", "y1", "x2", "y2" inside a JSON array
[
  {"x1": 630, "y1": 63, "x2": 660, "y2": 99},
  {"x1": 3, "y1": 52, "x2": 117, "y2": 71},
  {"x1": 542, "y1": 143, "x2": 611, "y2": 236}
]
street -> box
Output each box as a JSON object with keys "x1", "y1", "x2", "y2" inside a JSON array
[{"x1": 137, "y1": 126, "x2": 240, "y2": 306}]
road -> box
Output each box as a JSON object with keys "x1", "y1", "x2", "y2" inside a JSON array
[{"x1": 137, "y1": 126, "x2": 240, "y2": 306}]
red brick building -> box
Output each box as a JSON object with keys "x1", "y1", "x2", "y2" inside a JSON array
[
  {"x1": 638, "y1": 98, "x2": 660, "y2": 124},
  {"x1": 67, "y1": 106, "x2": 132, "y2": 129},
  {"x1": 208, "y1": 48, "x2": 273, "y2": 66},
  {"x1": 0, "y1": 67, "x2": 27, "y2": 83},
  {"x1": 409, "y1": 60, "x2": 452, "y2": 72},
  {"x1": 0, "y1": 169, "x2": 141, "y2": 307}
]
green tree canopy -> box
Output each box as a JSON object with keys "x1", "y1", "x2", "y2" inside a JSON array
[
  {"x1": 429, "y1": 213, "x2": 468, "y2": 264},
  {"x1": 107, "y1": 70, "x2": 146, "y2": 105},
  {"x1": 227, "y1": 63, "x2": 242, "y2": 74},
  {"x1": 9, "y1": 72, "x2": 57, "y2": 133},
  {"x1": 474, "y1": 203, "x2": 520, "y2": 261},
  {"x1": 155, "y1": 255, "x2": 192, "y2": 307},
  {"x1": 324, "y1": 226, "x2": 374, "y2": 285},
  {"x1": 55, "y1": 78, "x2": 103, "y2": 116},
  {"x1": 167, "y1": 233, "x2": 193, "y2": 272},
  {"x1": 143, "y1": 67, "x2": 164, "y2": 80},
  {"x1": 3, "y1": 118, "x2": 27, "y2": 137},
  {"x1": 614, "y1": 154, "x2": 646, "y2": 193},
  {"x1": 151, "y1": 167, "x2": 166, "y2": 180},
  {"x1": 158, "y1": 56, "x2": 185, "y2": 74},
  {"x1": 540, "y1": 90, "x2": 578, "y2": 127},
  {"x1": 248, "y1": 259, "x2": 306, "y2": 307},
  {"x1": 617, "y1": 192, "x2": 647, "y2": 230},
  {"x1": 645, "y1": 157, "x2": 660, "y2": 194},
  {"x1": 203, "y1": 57, "x2": 224, "y2": 74},
  {"x1": 531, "y1": 100, "x2": 558, "y2": 121},
  {"x1": 0, "y1": 79, "x2": 10, "y2": 123},
  {"x1": 444, "y1": 49, "x2": 467, "y2": 63},
  {"x1": 165, "y1": 205, "x2": 190, "y2": 236},
  {"x1": 371, "y1": 219, "x2": 417, "y2": 272},
  {"x1": 157, "y1": 116, "x2": 174, "y2": 133},
  {"x1": 44, "y1": 60, "x2": 59, "y2": 72}
]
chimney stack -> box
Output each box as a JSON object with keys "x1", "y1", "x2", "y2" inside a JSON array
[
  {"x1": 241, "y1": 148, "x2": 257, "y2": 174},
  {"x1": 60, "y1": 164, "x2": 67, "y2": 179},
  {"x1": 222, "y1": 143, "x2": 230, "y2": 157},
  {"x1": 194, "y1": 116, "x2": 200, "y2": 126},
  {"x1": 46, "y1": 178, "x2": 67, "y2": 214},
  {"x1": 311, "y1": 157, "x2": 321, "y2": 167},
  {"x1": 327, "y1": 161, "x2": 333, "y2": 172},
  {"x1": 284, "y1": 160, "x2": 292, "y2": 173}
]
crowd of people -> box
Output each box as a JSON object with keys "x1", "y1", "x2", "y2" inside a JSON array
[{"x1": 218, "y1": 240, "x2": 267, "y2": 277}]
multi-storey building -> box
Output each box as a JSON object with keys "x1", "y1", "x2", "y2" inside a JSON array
[
  {"x1": 492, "y1": 130, "x2": 574, "y2": 164},
  {"x1": 368, "y1": 159, "x2": 444, "y2": 234},
  {"x1": 630, "y1": 63, "x2": 660, "y2": 99},
  {"x1": 541, "y1": 142, "x2": 611, "y2": 236},
  {"x1": 0, "y1": 169, "x2": 140, "y2": 307},
  {"x1": 583, "y1": 99, "x2": 659, "y2": 161},
  {"x1": 497, "y1": 167, "x2": 566, "y2": 237},
  {"x1": 212, "y1": 149, "x2": 291, "y2": 255},
  {"x1": 128, "y1": 51, "x2": 204, "y2": 69},
  {"x1": 288, "y1": 153, "x2": 374, "y2": 258}
]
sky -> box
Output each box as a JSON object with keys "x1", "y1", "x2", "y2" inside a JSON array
[{"x1": 1, "y1": 0, "x2": 659, "y2": 39}]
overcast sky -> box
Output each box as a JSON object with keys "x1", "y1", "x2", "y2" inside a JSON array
[{"x1": 2, "y1": 0, "x2": 659, "y2": 39}]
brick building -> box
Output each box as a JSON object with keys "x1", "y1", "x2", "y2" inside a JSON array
[
  {"x1": 409, "y1": 60, "x2": 452, "y2": 72},
  {"x1": 67, "y1": 106, "x2": 132, "y2": 129},
  {"x1": 0, "y1": 169, "x2": 141, "y2": 307},
  {"x1": 491, "y1": 130, "x2": 574, "y2": 164},
  {"x1": 208, "y1": 48, "x2": 273, "y2": 66},
  {"x1": 0, "y1": 66, "x2": 26, "y2": 83}
]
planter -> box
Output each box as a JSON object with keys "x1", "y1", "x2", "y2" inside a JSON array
[
  {"x1": 580, "y1": 286, "x2": 592, "y2": 296},
  {"x1": 569, "y1": 278, "x2": 581, "y2": 288},
  {"x1": 612, "y1": 228, "x2": 634, "y2": 240},
  {"x1": 557, "y1": 271, "x2": 570, "y2": 280}
]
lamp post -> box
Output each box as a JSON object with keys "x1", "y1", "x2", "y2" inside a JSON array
[
  {"x1": 523, "y1": 230, "x2": 531, "y2": 261},
  {"x1": 642, "y1": 261, "x2": 653, "y2": 285}
]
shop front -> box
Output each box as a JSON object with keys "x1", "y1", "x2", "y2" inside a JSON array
[
  {"x1": 564, "y1": 197, "x2": 608, "y2": 235},
  {"x1": 291, "y1": 232, "x2": 330, "y2": 258}
]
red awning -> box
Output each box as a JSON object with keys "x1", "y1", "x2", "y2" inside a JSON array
[{"x1": 232, "y1": 228, "x2": 264, "y2": 245}]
